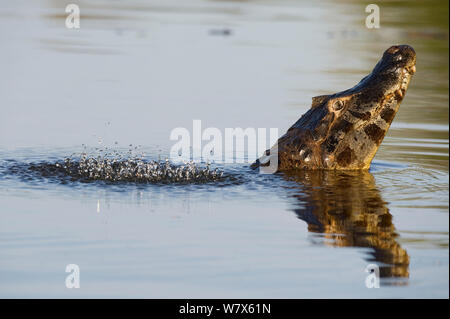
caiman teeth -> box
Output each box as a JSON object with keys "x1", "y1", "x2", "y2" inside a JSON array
[
  {"x1": 395, "y1": 89, "x2": 403, "y2": 99},
  {"x1": 407, "y1": 65, "x2": 416, "y2": 75},
  {"x1": 400, "y1": 66, "x2": 413, "y2": 91}
]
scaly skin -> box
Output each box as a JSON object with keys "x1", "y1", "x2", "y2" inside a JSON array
[{"x1": 252, "y1": 45, "x2": 416, "y2": 171}]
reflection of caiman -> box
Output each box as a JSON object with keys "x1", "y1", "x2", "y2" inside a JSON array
[
  {"x1": 252, "y1": 45, "x2": 416, "y2": 171},
  {"x1": 284, "y1": 170, "x2": 409, "y2": 279}
]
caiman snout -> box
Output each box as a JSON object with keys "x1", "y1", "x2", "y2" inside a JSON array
[
  {"x1": 372, "y1": 45, "x2": 416, "y2": 102},
  {"x1": 253, "y1": 45, "x2": 417, "y2": 171},
  {"x1": 386, "y1": 44, "x2": 416, "y2": 60},
  {"x1": 385, "y1": 44, "x2": 416, "y2": 70}
]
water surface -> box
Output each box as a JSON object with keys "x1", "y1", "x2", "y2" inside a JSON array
[{"x1": 0, "y1": 0, "x2": 448, "y2": 298}]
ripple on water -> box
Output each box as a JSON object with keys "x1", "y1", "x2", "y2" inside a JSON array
[{"x1": 0, "y1": 149, "x2": 245, "y2": 188}]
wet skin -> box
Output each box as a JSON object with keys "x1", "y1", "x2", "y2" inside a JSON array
[{"x1": 253, "y1": 45, "x2": 417, "y2": 171}]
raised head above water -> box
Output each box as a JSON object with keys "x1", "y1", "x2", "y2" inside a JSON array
[{"x1": 253, "y1": 45, "x2": 416, "y2": 171}]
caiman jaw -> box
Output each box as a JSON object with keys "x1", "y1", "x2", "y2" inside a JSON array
[
  {"x1": 253, "y1": 45, "x2": 417, "y2": 171},
  {"x1": 324, "y1": 44, "x2": 417, "y2": 170},
  {"x1": 398, "y1": 64, "x2": 416, "y2": 98}
]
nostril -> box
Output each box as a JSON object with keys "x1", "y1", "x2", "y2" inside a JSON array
[
  {"x1": 386, "y1": 45, "x2": 416, "y2": 60},
  {"x1": 387, "y1": 46, "x2": 400, "y2": 54},
  {"x1": 398, "y1": 44, "x2": 416, "y2": 58}
]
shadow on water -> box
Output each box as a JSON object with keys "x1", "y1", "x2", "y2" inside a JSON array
[{"x1": 282, "y1": 170, "x2": 409, "y2": 282}]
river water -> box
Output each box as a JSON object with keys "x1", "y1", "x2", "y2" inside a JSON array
[{"x1": 0, "y1": 0, "x2": 448, "y2": 298}]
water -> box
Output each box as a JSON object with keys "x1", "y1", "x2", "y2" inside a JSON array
[{"x1": 0, "y1": 0, "x2": 448, "y2": 298}]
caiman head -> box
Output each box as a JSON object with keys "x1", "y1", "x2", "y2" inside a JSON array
[{"x1": 256, "y1": 45, "x2": 417, "y2": 171}]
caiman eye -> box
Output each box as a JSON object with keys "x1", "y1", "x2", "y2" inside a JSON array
[{"x1": 333, "y1": 100, "x2": 344, "y2": 111}]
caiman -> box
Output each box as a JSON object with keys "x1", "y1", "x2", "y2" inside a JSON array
[
  {"x1": 10, "y1": 45, "x2": 417, "y2": 183},
  {"x1": 252, "y1": 45, "x2": 416, "y2": 171}
]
